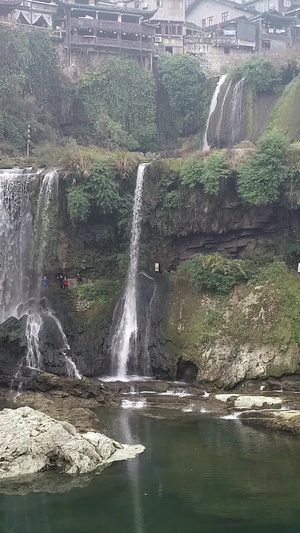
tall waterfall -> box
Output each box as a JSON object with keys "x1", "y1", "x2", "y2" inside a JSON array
[
  {"x1": 202, "y1": 74, "x2": 227, "y2": 151},
  {"x1": 0, "y1": 169, "x2": 80, "y2": 378},
  {"x1": 230, "y1": 77, "x2": 245, "y2": 147},
  {"x1": 111, "y1": 163, "x2": 148, "y2": 379}
]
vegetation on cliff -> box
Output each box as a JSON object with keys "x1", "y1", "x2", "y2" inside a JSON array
[
  {"x1": 0, "y1": 28, "x2": 210, "y2": 156},
  {"x1": 267, "y1": 75, "x2": 300, "y2": 141},
  {"x1": 0, "y1": 28, "x2": 65, "y2": 152},
  {"x1": 166, "y1": 256, "x2": 300, "y2": 381}
]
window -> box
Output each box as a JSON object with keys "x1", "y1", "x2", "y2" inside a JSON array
[
  {"x1": 134, "y1": 1, "x2": 140, "y2": 7},
  {"x1": 157, "y1": 0, "x2": 163, "y2": 6},
  {"x1": 224, "y1": 47, "x2": 230, "y2": 54},
  {"x1": 222, "y1": 11, "x2": 229, "y2": 22},
  {"x1": 177, "y1": 25, "x2": 182, "y2": 34},
  {"x1": 208, "y1": 16, "x2": 214, "y2": 26},
  {"x1": 283, "y1": 0, "x2": 291, "y2": 6},
  {"x1": 171, "y1": 25, "x2": 177, "y2": 34},
  {"x1": 262, "y1": 39, "x2": 271, "y2": 49},
  {"x1": 164, "y1": 25, "x2": 169, "y2": 34},
  {"x1": 155, "y1": 24, "x2": 161, "y2": 34},
  {"x1": 202, "y1": 18, "x2": 206, "y2": 27}
]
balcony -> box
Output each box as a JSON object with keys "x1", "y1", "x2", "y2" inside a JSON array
[
  {"x1": 69, "y1": 34, "x2": 152, "y2": 52},
  {"x1": 70, "y1": 17, "x2": 153, "y2": 36}
]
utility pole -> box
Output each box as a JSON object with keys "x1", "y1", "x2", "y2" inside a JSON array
[{"x1": 26, "y1": 124, "x2": 31, "y2": 158}]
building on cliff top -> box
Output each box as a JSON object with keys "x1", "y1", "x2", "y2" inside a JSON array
[{"x1": 55, "y1": 1, "x2": 156, "y2": 67}]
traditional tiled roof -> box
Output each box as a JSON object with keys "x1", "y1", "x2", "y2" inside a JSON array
[
  {"x1": 58, "y1": 0, "x2": 157, "y2": 18},
  {"x1": 186, "y1": 0, "x2": 259, "y2": 16}
]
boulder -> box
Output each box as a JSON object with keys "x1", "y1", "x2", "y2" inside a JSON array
[{"x1": 0, "y1": 406, "x2": 144, "y2": 479}]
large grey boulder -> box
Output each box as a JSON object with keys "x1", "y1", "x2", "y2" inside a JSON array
[{"x1": 0, "y1": 407, "x2": 144, "y2": 479}]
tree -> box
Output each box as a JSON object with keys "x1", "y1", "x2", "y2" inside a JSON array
[
  {"x1": 233, "y1": 58, "x2": 280, "y2": 93},
  {"x1": 78, "y1": 57, "x2": 157, "y2": 151},
  {"x1": 158, "y1": 54, "x2": 208, "y2": 137}
]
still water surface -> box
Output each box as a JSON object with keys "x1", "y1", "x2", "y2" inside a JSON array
[{"x1": 0, "y1": 408, "x2": 300, "y2": 533}]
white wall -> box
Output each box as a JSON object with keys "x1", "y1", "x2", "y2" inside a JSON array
[{"x1": 186, "y1": 0, "x2": 254, "y2": 27}]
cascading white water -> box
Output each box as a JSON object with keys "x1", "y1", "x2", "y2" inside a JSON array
[
  {"x1": 230, "y1": 77, "x2": 245, "y2": 147},
  {"x1": 216, "y1": 79, "x2": 232, "y2": 148},
  {"x1": 111, "y1": 163, "x2": 148, "y2": 379},
  {"x1": 202, "y1": 74, "x2": 227, "y2": 151},
  {"x1": 0, "y1": 169, "x2": 80, "y2": 379},
  {"x1": 0, "y1": 169, "x2": 38, "y2": 323}
]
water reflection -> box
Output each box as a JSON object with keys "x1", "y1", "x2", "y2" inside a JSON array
[
  {"x1": 0, "y1": 411, "x2": 300, "y2": 532},
  {"x1": 118, "y1": 409, "x2": 144, "y2": 533}
]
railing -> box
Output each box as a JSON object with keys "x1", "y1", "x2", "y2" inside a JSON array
[
  {"x1": 69, "y1": 34, "x2": 152, "y2": 50},
  {"x1": 184, "y1": 34, "x2": 254, "y2": 47},
  {"x1": 0, "y1": 15, "x2": 15, "y2": 25},
  {"x1": 70, "y1": 18, "x2": 153, "y2": 36},
  {"x1": 29, "y1": 1, "x2": 57, "y2": 12}
]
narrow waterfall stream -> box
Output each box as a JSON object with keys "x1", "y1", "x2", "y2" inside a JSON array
[
  {"x1": 216, "y1": 79, "x2": 232, "y2": 147},
  {"x1": 110, "y1": 163, "x2": 149, "y2": 379},
  {"x1": 202, "y1": 74, "x2": 227, "y2": 151},
  {"x1": 0, "y1": 169, "x2": 80, "y2": 379},
  {"x1": 230, "y1": 77, "x2": 245, "y2": 147}
]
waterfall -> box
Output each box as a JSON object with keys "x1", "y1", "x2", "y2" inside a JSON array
[
  {"x1": 230, "y1": 77, "x2": 245, "y2": 147},
  {"x1": 111, "y1": 163, "x2": 148, "y2": 379},
  {"x1": 0, "y1": 169, "x2": 37, "y2": 323},
  {"x1": 0, "y1": 169, "x2": 80, "y2": 379},
  {"x1": 216, "y1": 79, "x2": 232, "y2": 148},
  {"x1": 202, "y1": 74, "x2": 227, "y2": 151}
]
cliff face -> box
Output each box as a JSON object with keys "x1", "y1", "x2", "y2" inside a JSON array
[
  {"x1": 142, "y1": 170, "x2": 287, "y2": 272},
  {"x1": 166, "y1": 273, "x2": 300, "y2": 388},
  {"x1": 1, "y1": 158, "x2": 300, "y2": 389}
]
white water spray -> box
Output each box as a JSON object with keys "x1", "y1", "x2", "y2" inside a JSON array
[
  {"x1": 111, "y1": 163, "x2": 148, "y2": 379},
  {"x1": 202, "y1": 74, "x2": 227, "y2": 151},
  {"x1": 0, "y1": 169, "x2": 80, "y2": 379}
]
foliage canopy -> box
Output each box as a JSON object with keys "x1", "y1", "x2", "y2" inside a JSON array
[{"x1": 232, "y1": 58, "x2": 280, "y2": 93}]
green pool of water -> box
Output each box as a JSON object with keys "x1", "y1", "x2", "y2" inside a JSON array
[{"x1": 1, "y1": 408, "x2": 300, "y2": 532}]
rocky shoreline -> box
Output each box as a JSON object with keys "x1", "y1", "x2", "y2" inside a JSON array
[{"x1": 2, "y1": 372, "x2": 300, "y2": 436}]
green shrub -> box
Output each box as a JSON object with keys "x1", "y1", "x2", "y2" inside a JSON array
[
  {"x1": 232, "y1": 58, "x2": 280, "y2": 93},
  {"x1": 181, "y1": 157, "x2": 204, "y2": 187},
  {"x1": 89, "y1": 160, "x2": 120, "y2": 213},
  {"x1": 202, "y1": 152, "x2": 227, "y2": 194},
  {"x1": 178, "y1": 253, "x2": 249, "y2": 293},
  {"x1": 249, "y1": 258, "x2": 288, "y2": 285},
  {"x1": 181, "y1": 152, "x2": 227, "y2": 194},
  {"x1": 67, "y1": 158, "x2": 121, "y2": 221},
  {"x1": 164, "y1": 190, "x2": 184, "y2": 209},
  {"x1": 67, "y1": 185, "x2": 90, "y2": 222},
  {"x1": 70, "y1": 279, "x2": 120, "y2": 304},
  {"x1": 238, "y1": 131, "x2": 288, "y2": 204}
]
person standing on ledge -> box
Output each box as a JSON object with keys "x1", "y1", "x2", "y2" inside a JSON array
[{"x1": 42, "y1": 275, "x2": 48, "y2": 290}]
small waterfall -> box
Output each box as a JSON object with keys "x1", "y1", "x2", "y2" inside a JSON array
[
  {"x1": 0, "y1": 169, "x2": 80, "y2": 379},
  {"x1": 111, "y1": 163, "x2": 148, "y2": 379},
  {"x1": 230, "y1": 77, "x2": 245, "y2": 147},
  {"x1": 202, "y1": 74, "x2": 227, "y2": 151},
  {"x1": 216, "y1": 79, "x2": 232, "y2": 148}
]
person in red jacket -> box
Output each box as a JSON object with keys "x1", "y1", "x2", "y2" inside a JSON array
[{"x1": 63, "y1": 276, "x2": 68, "y2": 289}]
